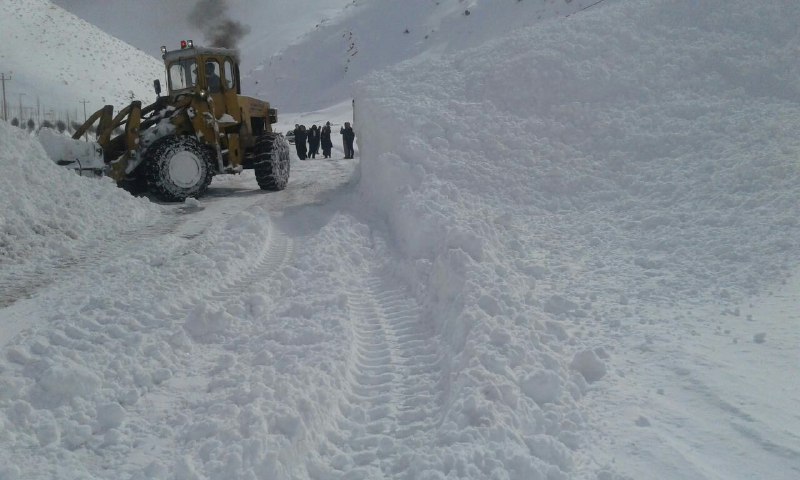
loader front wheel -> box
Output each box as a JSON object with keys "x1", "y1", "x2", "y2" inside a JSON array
[
  {"x1": 253, "y1": 133, "x2": 290, "y2": 191},
  {"x1": 144, "y1": 136, "x2": 214, "y2": 202}
]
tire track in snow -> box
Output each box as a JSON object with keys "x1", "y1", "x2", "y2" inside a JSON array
[
  {"x1": 316, "y1": 275, "x2": 445, "y2": 478},
  {"x1": 170, "y1": 221, "x2": 294, "y2": 317},
  {"x1": 0, "y1": 212, "x2": 184, "y2": 308}
]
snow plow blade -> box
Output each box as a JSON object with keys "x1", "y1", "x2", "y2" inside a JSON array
[
  {"x1": 39, "y1": 128, "x2": 107, "y2": 177},
  {"x1": 40, "y1": 102, "x2": 145, "y2": 181}
]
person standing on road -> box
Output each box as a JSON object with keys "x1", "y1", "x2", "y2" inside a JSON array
[
  {"x1": 340, "y1": 122, "x2": 355, "y2": 159},
  {"x1": 320, "y1": 122, "x2": 333, "y2": 159},
  {"x1": 294, "y1": 124, "x2": 308, "y2": 160},
  {"x1": 308, "y1": 125, "x2": 320, "y2": 159}
]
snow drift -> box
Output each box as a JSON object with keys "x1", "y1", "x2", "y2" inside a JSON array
[
  {"x1": 355, "y1": 0, "x2": 800, "y2": 476},
  {"x1": 0, "y1": 121, "x2": 159, "y2": 267}
]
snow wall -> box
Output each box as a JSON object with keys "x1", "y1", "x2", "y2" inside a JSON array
[
  {"x1": 0, "y1": 121, "x2": 159, "y2": 266},
  {"x1": 355, "y1": 0, "x2": 800, "y2": 476}
]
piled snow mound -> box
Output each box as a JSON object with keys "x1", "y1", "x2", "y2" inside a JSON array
[
  {"x1": 0, "y1": 121, "x2": 159, "y2": 265},
  {"x1": 355, "y1": 0, "x2": 800, "y2": 476},
  {"x1": 358, "y1": 0, "x2": 800, "y2": 304}
]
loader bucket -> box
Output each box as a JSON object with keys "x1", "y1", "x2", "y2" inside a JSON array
[{"x1": 38, "y1": 128, "x2": 106, "y2": 176}]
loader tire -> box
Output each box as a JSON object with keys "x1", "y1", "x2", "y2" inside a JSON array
[
  {"x1": 144, "y1": 136, "x2": 214, "y2": 202},
  {"x1": 253, "y1": 133, "x2": 290, "y2": 191}
]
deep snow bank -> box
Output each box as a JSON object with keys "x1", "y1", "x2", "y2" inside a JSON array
[
  {"x1": 355, "y1": 0, "x2": 800, "y2": 476},
  {"x1": 0, "y1": 121, "x2": 159, "y2": 266},
  {"x1": 358, "y1": 0, "x2": 800, "y2": 308}
]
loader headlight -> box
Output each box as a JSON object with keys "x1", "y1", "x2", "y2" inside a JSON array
[{"x1": 160, "y1": 45, "x2": 167, "y2": 54}]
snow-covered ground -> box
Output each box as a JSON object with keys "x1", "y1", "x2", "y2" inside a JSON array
[{"x1": 2, "y1": 0, "x2": 800, "y2": 479}]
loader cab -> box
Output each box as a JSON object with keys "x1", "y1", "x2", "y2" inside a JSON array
[{"x1": 162, "y1": 42, "x2": 241, "y2": 122}]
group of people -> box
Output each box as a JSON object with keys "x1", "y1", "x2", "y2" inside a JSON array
[{"x1": 292, "y1": 122, "x2": 355, "y2": 160}]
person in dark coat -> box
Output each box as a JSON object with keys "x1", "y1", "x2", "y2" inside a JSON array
[
  {"x1": 294, "y1": 125, "x2": 308, "y2": 159},
  {"x1": 340, "y1": 122, "x2": 355, "y2": 159},
  {"x1": 205, "y1": 62, "x2": 222, "y2": 93},
  {"x1": 320, "y1": 122, "x2": 333, "y2": 158},
  {"x1": 308, "y1": 125, "x2": 320, "y2": 159}
]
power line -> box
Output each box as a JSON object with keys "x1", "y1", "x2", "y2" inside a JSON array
[{"x1": 17, "y1": 93, "x2": 26, "y2": 122}]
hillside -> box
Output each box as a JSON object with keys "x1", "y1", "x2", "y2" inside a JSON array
[
  {"x1": 247, "y1": 0, "x2": 603, "y2": 111},
  {"x1": 0, "y1": 0, "x2": 163, "y2": 118}
]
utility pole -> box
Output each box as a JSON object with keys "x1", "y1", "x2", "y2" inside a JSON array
[
  {"x1": 18, "y1": 93, "x2": 26, "y2": 122},
  {"x1": 0, "y1": 73, "x2": 9, "y2": 122},
  {"x1": 79, "y1": 99, "x2": 89, "y2": 141}
]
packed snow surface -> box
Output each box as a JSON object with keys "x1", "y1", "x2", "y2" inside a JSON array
[{"x1": 2, "y1": 0, "x2": 800, "y2": 479}]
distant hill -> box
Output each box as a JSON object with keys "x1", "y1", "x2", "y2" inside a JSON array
[
  {"x1": 247, "y1": 0, "x2": 600, "y2": 111},
  {"x1": 0, "y1": 0, "x2": 163, "y2": 122}
]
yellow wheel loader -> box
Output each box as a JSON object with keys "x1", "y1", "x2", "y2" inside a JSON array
[{"x1": 48, "y1": 40, "x2": 290, "y2": 202}]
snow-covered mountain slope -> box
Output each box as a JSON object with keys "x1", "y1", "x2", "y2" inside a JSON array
[
  {"x1": 0, "y1": 0, "x2": 164, "y2": 115},
  {"x1": 231, "y1": 0, "x2": 355, "y2": 66},
  {"x1": 248, "y1": 0, "x2": 606, "y2": 111},
  {"x1": 49, "y1": 0, "x2": 204, "y2": 61}
]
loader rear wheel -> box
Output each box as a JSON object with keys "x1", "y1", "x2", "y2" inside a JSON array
[
  {"x1": 253, "y1": 133, "x2": 290, "y2": 191},
  {"x1": 144, "y1": 136, "x2": 214, "y2": 202}
]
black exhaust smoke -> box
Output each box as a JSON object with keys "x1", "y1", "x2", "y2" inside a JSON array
[{"x1": 189, "y1": 0, "x2": 250, "y2": 50}]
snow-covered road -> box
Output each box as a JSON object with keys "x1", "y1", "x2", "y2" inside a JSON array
[{"x1": 0, "y1": 153, "x2": 356, "y2": 345}]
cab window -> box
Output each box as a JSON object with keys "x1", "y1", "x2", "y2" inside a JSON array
[
  {"x1": 205, "y1": 60, "x2": 222, "y2": 93},
  {"x1": 223, "y1": 59, "x2": 235, "y2": 91},
  {"x1": 168, "y1": 58, "x2": 197, "y2": 91}
]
